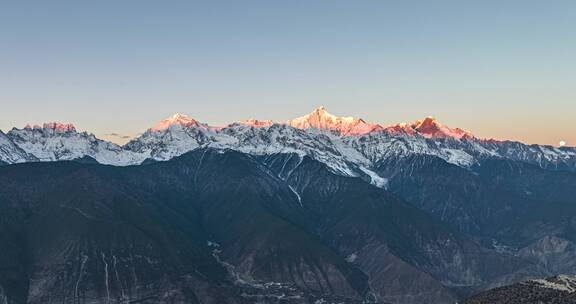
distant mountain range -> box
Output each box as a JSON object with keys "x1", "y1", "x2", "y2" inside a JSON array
[
  {"x1": 0, "y1": 107, "x2": 575, "y2": 303},
  {"x1": 1, "y1": 106, "x2": 575, "y2": 176}
]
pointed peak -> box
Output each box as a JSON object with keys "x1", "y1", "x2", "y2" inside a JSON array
[
  {"x1": 412, "y1": 116, "x2": 438, "y2": 128},
  {"x1": 151, "y1": 113, "x2": 200, "y2": 131},
  {"x1": 287, "y1": 106, "x2": 382, "y2": 136},
  {"x1": 304, "y1": 106, "x2": 339, "y2": 120},
  {"x1": 170, "y1": 113, "x2": 189, "y2": 119},
  {"x1": 423, "y1": 116, "x2": 437, "y2": 123},
  {"x1": 314, "y1": 105, "x2": 327, "y2": 112},
  {"x1": 412, "y1": 116, "x2": 473, "y2": 140}
]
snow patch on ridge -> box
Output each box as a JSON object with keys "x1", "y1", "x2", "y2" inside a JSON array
[
  {"x1": 288, "y1": 185, "x2": 303, "y2": 207},
  {"x1": 359, "y1": 167, "x2": 388, "y2": 188},
  {"x1": 531, "y1": 275, "x2": 576, "y2": 292}
]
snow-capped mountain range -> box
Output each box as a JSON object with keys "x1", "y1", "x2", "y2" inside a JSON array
[{"x1": 1, "y1": 107, "x2": 575, "y2": 187}]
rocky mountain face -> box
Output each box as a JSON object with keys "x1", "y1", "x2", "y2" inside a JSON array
[
  {"x1": 373, "y1": 153, "x2": 576, "y2": 282},
  {"x1": 0, "y1": 150, "x2": 378, "y2": 303},
  {"x1": 480, "y1": 140, "x2": 576, "y2": 172},
  {"x1": 0, "y1": 148, "x2": 511, "y2": 304},
  {"x1": 0, "y1": 130, "x2": 35, "y2": 164},
  {"x1": 257, "y1": 153, "x2": 536, "y2": 302},
  {"x1": 6, "y1": 123, "x2": 143, "y2": 166},
  {"x1": 464, "y1": 275, "x2": 576, "y2": 304}
]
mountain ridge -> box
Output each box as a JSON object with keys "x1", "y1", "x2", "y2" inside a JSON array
[
  {"x1": 3, "y1": 106, "x2": 570, "y2": 147},
  {"x1": 1, "y1": 107, "x2": 575, "y2": 182}
]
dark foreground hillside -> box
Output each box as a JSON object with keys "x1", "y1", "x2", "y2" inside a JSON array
[
  {"x1": 0, "y1": 148, "x2": 571, "y2": 304},
  {"x1": 0, "y1": 149, "x2": 378, "y2": 303}
]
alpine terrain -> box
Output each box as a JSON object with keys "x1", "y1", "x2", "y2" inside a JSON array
[{"x1": 0, "y1": 107, "x2": 575, "y2": 304}]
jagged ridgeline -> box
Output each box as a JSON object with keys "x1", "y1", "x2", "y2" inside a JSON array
[{"x1": 2, "y1": 107, "x2": 575, "y2": 172}]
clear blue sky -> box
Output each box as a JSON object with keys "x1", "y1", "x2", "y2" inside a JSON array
[{"x1": 1, "y1": 0, "x2": 574, "y2": 145}]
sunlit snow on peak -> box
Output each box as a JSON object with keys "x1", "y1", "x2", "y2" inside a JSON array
[
  {"x1": 151, "y1": 113, "x2": 200, "y2": 131},
  {"x1": 412, "y1": 116, "x2": 473, "y2": 140},
  {"x1": 287, "y1": 106, "x2": 383, "y2": 136}
]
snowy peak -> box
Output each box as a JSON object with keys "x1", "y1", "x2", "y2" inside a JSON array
[
  {"x1": 126, "y1": 113, "x2": 218, "y2": 162},
  {"x1": 151, "y1": 113, "x2": 203, "y2": 131},
  {"x1": 412, "y1": 116, "x2": 473, "y2": 140},
  {"x1": 287, "y1": 106, "x2": 382, "y2": 136}
]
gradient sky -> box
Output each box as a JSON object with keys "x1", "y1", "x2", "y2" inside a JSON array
[{"x1": 1, "y1": 0, "x2": 574, "y2": 146}]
